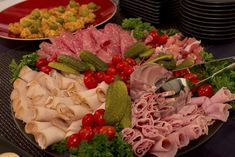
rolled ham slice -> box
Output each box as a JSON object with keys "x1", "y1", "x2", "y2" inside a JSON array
[
  {"x1": 167, "y1": 131, "x2": 189, "y2": 148},
  {"x1": 132, "y1": 138, "x2": 155, "y2": 157},
  {"x1": 32, "y1": 106, "x2": 58, "y2": 121},
  {"x1": 211, "y1": 87, "x2": 235, "y2": 103},
  {"x1": 18, "y1": 66, "x2": 38, "y2": 82},
  {"x1": 25, "y1": 121, "x2": 52, "y2": 134},
  {"x1": 122, "y1": 128, "x2": 136, "y2": 144},
  {"x1": 35, "y1": 126, "x2": 65, "y2": 149},
  {"x1": 51, "y1": 117, "x2": 72, "y2": 131},
  {"x1": 66, "y1": 120, "x2": 82, "y2": 137}
]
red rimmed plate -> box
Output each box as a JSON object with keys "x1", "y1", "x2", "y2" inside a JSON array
[{"x1": 0, "y1": 0, "x2": 117, "y2": 41}]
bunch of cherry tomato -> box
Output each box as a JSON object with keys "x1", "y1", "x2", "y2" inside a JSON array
[
  {"x1": 174, "y1": 69, "x2": 214, "y2": 97},
  {"x1": 35, "y1": 56, "x2": 57, "y2": 74},
  {"x1": 84, "y1": 55, "x2": 136, "y2": 89},
  {"x1": 66, "y1": 109, "x2": 116, "y2": 148},
  {"x1": 148, "y1": 31, "x2": 169, "y2": 48}
]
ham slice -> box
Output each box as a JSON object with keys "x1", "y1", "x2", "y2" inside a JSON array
[
  {"x1": 35, "y1": 126, "x2": 65, "y2": 149},
  {"x1": 211, "y1": 87, "x2": 235, "y2": 103},
  {"x1": 167, "y1": 131, "x2": 189, "y2": 148},
  {"x1": 25, "y1": 121, "x2": 52, "y2": 134},
  {"x1": 132, "y1": 139, "x2": 155, "y2": 157}
]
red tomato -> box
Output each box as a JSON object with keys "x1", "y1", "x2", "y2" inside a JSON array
[
  {"x1": 94, "y1": 72, "x2": 105, "y2": 83},
  {"x1": 149, "y1": 31, "x2": 158, "y2": 41},
  {"x1": 78, "y1": 126, "x2": 94, "y2": 142},
  {"x1": 106, "y1": 67, "x2": 118, "y2": 75},
  {"x1": 158, "y1": 34, "x2": 168, "y2": 45},
  {"x1": 123, "y1": 65, "x2": 134, "y2": 76},
  {"x1": 36, "y1": 58, "x2": 48, "y2": 69},
  {"x1": 184, "y1": 73, "x2": 198, "y2": 81},
  {"x1": 112, "y1": 55, "x2": 122, "y2": 65},
  {"x1": 82, "y1": 113, "x2": 94, "y2": 127},
  {"x1": 99, "y1": 126, "x2": 116, "y2": 140},
  {"x1": 173, "y1": 69, "x2": 190, "y2": 77},
  {"x1": 84, "y1": 70, "x2": 94, "y2": 77},
  {"x1": 191, "y1": 79, "x2": 199, "y2": 84},
  {"x1": 40, "y1": 65, "x2": 52, "y2": 74},
  {"x1": 148, "y1": 42, "x2": 157, "y2": 48},
  {"x1": 125, "y1": 57, "x2": 136, "y2": 66},
  {"x1": 197, "y1": 84, "x2": 214, "y2": 97},
  {"x1": 116, "y1": 61, "x2": 128, "y2": 72},
  {"x1": 84, "y1": 75, "x2": 98, "y2": 89},
  {"x1": 93, "y1": 126, "x2": 102, "y2": 135},
  {"x1": 66, "y1": 133, "x2": 81, "y2": 148},
  {"x1": 104, "y1": 74, "x2": 115, "y2": 84},
  {"x1": 119, "y1": 72, "x2": 128, "y2": 82},
  {"x1": 93, "y1": 109, "x2": 106, "y2": 126},
  {"x1": 47, "y1": 55, "x2": 57, "y2": 62}
]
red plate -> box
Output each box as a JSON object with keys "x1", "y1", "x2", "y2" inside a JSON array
[{"x1": 0, "y1": 0, "x2": 117, "y2": 40}]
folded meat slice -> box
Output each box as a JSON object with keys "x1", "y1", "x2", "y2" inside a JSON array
[
  {"x1": 130, "y1": 64, "x2": 172, "y2": 100},
  {"x1": 35, "y1": 126, "x2": 65, "y2": 149},
  {"x1": 149, "y1": 137, "x2": 178, "y2": 157},
  {"x1": 203, "y1": 102, "x2": 231, "y2": 122},
  {"x1": 132, "y1": 138, "x2": 155, "y2": 157},
  {"x1": 211, "y1": 87, "x2": 235, "y2": 103},
  {"x1": 51, "y1": 117, "x2": 72, "y2": 132},
  {"x1": 18, "y1": 66, "x2": 38, "y2": 83},
  {"x1": 132, "y1": 99, "x2": 149, "y2": 118},
  {"x1": 142, "y1": 125, "x2": 164, "y2": 140},
  {"x1": 122, "y1": 128, "x2": 136, "y2": 144},
  {"x1": 66, "y1": 119, "x2": 82, "y2": 137},
  {"x1": 45, "y1": 96, "x2": 75, "y2": 109},
  {"x1": 32, "y1": 106, "x2": 58, "y2": 121},
  {"x1": 167, "y1": 131, "x2": 189, "y2": 148},
  {"x1": 179, "y1": 123, "x2": 203, "y2": 140},
  {"x1": 25, "y1": 121, "x2": 52, "y2": 134}
]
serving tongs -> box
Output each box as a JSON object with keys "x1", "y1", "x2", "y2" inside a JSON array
[{"x1": 161, "y1": 56, "x2": 235, "y2": 93}]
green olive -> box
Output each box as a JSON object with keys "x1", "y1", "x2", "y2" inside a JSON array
[
  {"x1": 30, "y1": 9, "x2": 41, "y2": 19},
  {"x1": 42, "y1": 11, "x2": 50, "y2": 19},
  {"x1": 30, "y1": 25, "x2": 39, "y2": 34},
  {"x1": 69, "y1": 0, "x2": 79, "y2": 8},
  {"x1": 68, "y1": 15, "x2": 77, "y2": 22},
  {"x1": 34, "y1": 20, "x2": 41, "y2": 27},
  {"x1": 20, "y1": 20, "x2": 32, "y2": 27},
  {"x1": 79, "y1": 8, "x2": 89, "y2": 17},
  {"x1": 56, "y1": 17, "x2": 64, "y2": 24},
  {"x1": 87, "y1": 2, "x2": 97, "y2": 9},
  {"x1": 49, "y1": 22, "x2": 58, "y2": 30},
  {"x1": 57, "y1": 6, "x2": 65, "y2": 13}
]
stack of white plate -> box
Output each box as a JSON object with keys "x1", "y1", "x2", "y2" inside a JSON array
[
  {"x1": 180, "y1": 0, "x2": 235, "y2": 41},
  {"x1": 119, "y1": 0, "x2": 163, "y2": 25}
]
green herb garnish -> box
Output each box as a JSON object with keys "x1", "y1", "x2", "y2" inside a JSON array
[{"x1": 9, "y1": 52, "x2": 39, "y2": 83}]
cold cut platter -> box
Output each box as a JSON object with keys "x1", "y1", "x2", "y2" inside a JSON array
[{"x1": 8, "y1": 18, "x2": 235, "y2": 157}]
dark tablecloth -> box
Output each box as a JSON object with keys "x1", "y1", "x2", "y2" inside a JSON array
[{"x1": 0, "y1": 7, "x2": 235, "y2": 157}]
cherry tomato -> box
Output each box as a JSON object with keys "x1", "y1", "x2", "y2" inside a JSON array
[
  {"x1": 116, "y1": 61, "x2": 128, "y2": 72},
  {"x1": 84, "y1": 75, "x2": 98, "y2": 89},
  {"x1": 93, "y1": 109, "x2": 106, "y2": 126},
  {"x1": 78, "y1": 126, "x2": 94, "y2": 142},
  {"x1": 94, "y1": 72, "x2": 105, "y2": 83},
  {"x1": 173, "y1": 69, "x2": 190, "y2": 77},
  {"x1": 106, "y1": 67, "x2": 118, "y2": 75},
  {"x1": 99, "y1": 126, "x2": 116, "y2": 140},
  {"x1": 197, "y1": 84, "x2": 214, "y2": 97},
  {"x1": 47, "y1": 55, "x2": 57, "y2": 62},
  {"x1": 104, "y1": 74, "x2": 115, "y2": 84},
  {"x1": 149, "y1": 31, "x2": 158, "y2": 41},
  {"x1": 84, "y1": 70, "x2": 94, "y2": 77},
  {"x1": 112, "y1": 55, "x2": 122, "y2": 66},
  {"x1": 148, "y1": 42, "x2": 157, "y2": 48},
  {"x1": 125, "y1": 57, "x2": 136, "y2": 66},
  {"x1": 158, "y1": 34, "x2": 168, "y2": 45},
  {"x1": 66, "y1": 133, "x2": 81, "y2": 148},
  {"x1": 93, "y1": 126, "x2": 102, "y2": 135},
  {"x1": 184, "y1": 73, "x2": 198, "y2": 81},
  {"x1": 119, "y1": 72, "x2": 128, "y2": 82},
  {"x1": 40, "y1": 65, "x2": 52, "y2": 74},
  {"x1": 82, "y1": 113, "x2": 94, "y2": 127},
  {"x1": 36, "y1": 58, "x2": 48, "y2": 69},
  {"x1": 191, "y1": 79, "x2": 199, "y2": 84},
  {"x1": 123, "y1": 65, "x2": 134, "y2": 76}
]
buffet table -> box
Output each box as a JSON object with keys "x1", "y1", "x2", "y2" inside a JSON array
[{"x1": 0, "y1": 4, "x2": 235, "y2": 157}]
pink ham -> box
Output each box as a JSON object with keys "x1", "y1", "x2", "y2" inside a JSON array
[
  {"x1": 142, "y1": 125, "x2": 163, "y2": 140},
  {"x1": 154, "y1": 121, "x2": 173, "y2": 136},
  {"x1": 132, "y1": 138, "x2": 155, "y2": 157},
  {"x1": 178, "y1": 104, "x2": 198, "y2": 116},
  {"x1": 135, "y1": 118, "x2": 154, "y2": 129},
  {"x1": 203, "y1": 102, "x2": 231, "y2": 122},
  {"x1": 132, "y1": 99, "x2": 150, "y2": 118},
  {"x1": 121, "y1": 128, "x2": 136, "y2": 143},
  {"x1": 211, "y1": 87, "x2": 235, "y2": 103},
  {"x1": 149, "y1": 137, "x2": 178, "y2": 157},
  {"x1": 179, "y1": 123, "x2": 203, "y2": 140},
  {"x1": 167, "y1": 131, "x2": 189, "y2": 148}
]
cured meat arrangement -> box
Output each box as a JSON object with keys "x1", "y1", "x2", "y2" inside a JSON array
[{"x1": 9, "y1": 19, "x2": 235, "y2": 157}]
